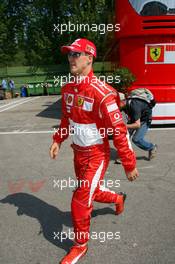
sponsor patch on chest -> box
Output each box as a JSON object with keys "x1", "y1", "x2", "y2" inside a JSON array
[
  {"x1": 64, "y1": 93, "x2": 74, "y2": 106},
  {"x1": 76, "y1": 96, "x2": 94, "y2": 111},
  {"x1": 77, "y1": 96, "x2": 84, "y2": 106}
]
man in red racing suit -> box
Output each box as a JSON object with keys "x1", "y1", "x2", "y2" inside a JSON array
[{"x1": 50, "y1": 38, "x2": 139, "y2": 264}]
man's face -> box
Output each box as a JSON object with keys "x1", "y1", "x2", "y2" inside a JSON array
[{"x1": 68, "y1": 51, "x2": 92, "y2": 75}]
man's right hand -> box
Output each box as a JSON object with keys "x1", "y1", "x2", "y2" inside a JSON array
[
  {"x1": 49, "y1": 142, "x2": 60, "y2": 159},
  {"x1": 125, "y1": 168, "x2": 139, "y2": 182}
]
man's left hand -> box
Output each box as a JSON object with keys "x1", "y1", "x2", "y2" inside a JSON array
[{"x1": 125, "y1": 168, "x2": 139, "y2": 181}]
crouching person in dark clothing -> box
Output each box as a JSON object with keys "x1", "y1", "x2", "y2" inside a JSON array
[{"x1": 123, "y1": 97, "x2": 157, "y2": 160}]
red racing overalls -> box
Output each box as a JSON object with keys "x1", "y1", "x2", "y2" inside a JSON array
[{"x1": 53, "y1": 70, "x2": 136, "y2": 244}]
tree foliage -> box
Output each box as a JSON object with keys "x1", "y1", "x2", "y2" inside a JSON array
[{"x1": 0, "y1": 0, "x2": 115, "y2": 66}]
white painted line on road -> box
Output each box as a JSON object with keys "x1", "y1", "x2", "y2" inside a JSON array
[
  {"x1": 0, "y1": 98, "x2": 28, "y2": 109},
  {"x1": 0, "y1": 126, "x2": 175, "y2": 135},
  {"x1": 0, "y1": 128, "x2": 175, "y2": 135},
  {"x1": 138, "y1": 166, "x2": 154, "y2": 169},
  {"x1": 0, "y1": 130, "x2": 54, "y2": 135},
  {"x1": 0, "y1": 97, "x2": 40, "y2": 113}
]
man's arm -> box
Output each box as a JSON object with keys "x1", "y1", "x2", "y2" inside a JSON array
[
  {"x1": 50, "y1": 115, "x2": 69, "y2": 159},
  {"x1": 50, "y1": 92, "x2": 70, "y2": 159},
  {"x1": 100, "y1": 95, "x2": 139, "y2": 181},
  {"x1": 127, "y1": 119, "x2": 141, "y2": 129},
  {"x1": 52, "y1": 115, "x2": 70, "y2": 144}
]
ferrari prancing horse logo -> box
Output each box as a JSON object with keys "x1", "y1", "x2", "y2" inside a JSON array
[
  {"x1": 150, "y1": 47, "x2": 161, "y2": 61},
  {"x1": 77, "y1": 97, "x2": 84, "y2": 106}
]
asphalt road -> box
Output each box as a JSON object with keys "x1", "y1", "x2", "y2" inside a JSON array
[{"x1": 0, "y1": 96, "x2": 175, "y2": 264}]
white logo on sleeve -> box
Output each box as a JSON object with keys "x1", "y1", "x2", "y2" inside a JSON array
[
  {"x1": 114, "y1": 113, "x2": 120, "y2": 120},
  {"x1": 107, "y1": 102, "x2": 118, "y2": 113}
]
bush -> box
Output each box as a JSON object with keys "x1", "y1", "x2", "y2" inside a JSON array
[{"x1": 112, "y1": 67, "x2": 136, "y2": 93}]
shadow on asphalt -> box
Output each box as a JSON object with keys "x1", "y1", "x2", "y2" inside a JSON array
[
  {"x1": 0, "y1": 193, "x2": 73, "y2": 252},
  {"x1": 0, "y1": 193, "x2": 115, "y2": 252},
  {"x1": 36, "y1": 99, "x2": 62, "y2": 120},
  {"x1": 136, "y1": 156, "x2": 149, "y2": 161},
  {"x1": 110, "y1": 147, "x2": 148, "y2": 162}
]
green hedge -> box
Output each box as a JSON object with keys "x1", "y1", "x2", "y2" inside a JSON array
[{"x1": 0, "y1": 62, "x2": 112, "y2": 89}]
